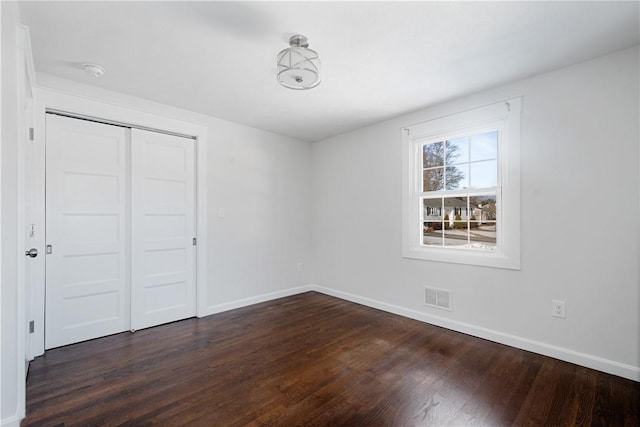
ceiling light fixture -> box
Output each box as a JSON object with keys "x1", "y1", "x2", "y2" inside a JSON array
[
  {"x1": 83, "y1": 63, "x2": 106, "y2": 78},
  {"x1": 276, "y1": 34, "x2": 321, "y2": 90}
]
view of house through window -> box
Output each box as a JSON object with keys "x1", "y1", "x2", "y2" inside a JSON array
[{"x1": 420, "y1": 130, "x2": 498, "y2": 251}]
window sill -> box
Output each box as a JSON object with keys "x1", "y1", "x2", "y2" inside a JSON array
[{"x1": 403, "y1": 245, "x2": 520, "y2": 270}]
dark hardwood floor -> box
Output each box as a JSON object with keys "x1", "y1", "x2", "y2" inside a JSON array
[{"x1": 23, "y1": 292, "x2": 638, "y2": 426}]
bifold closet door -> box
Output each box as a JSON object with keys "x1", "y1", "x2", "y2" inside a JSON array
[
  {"x1": 45, "y1": 114, "x2": 129, "y2": 349},
  {"x1": 130, "y1": 129, "x2": 196, "y2": 331}
]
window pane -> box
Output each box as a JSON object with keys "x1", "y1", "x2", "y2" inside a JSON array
[
  {"x1": 444, "y1": 222, "x2": 468, "y2": 247},
  {"x1": 470, "y1": 221, "x2": 496, "y2": 250},
  {"x1": 423, "y1": 167, "x2": 444, "y2": 191},
  {"x1": 423, "y1": 198, "x2": 443, "y2": 220},
  {"x1": 423, "y1": 198, "x2": 444, "y2": 246},
  {"x1": 423, "y1": 223, "x2": 443, "y2": 246},
  {"x1": 445, "y1": 165, "x2": 468, "y2": 190},
  {"x1": 443, "y1": 196, "x2": 467, "y2": 227},
  {"x1": 470, "y1": 160, "x2": 497, "y2": 188},
  {"x1": 446, "y1": 137, "x2": 469, "y2": 165},
  {"x1": 470, "y1": 195, "x2": 497, "y2": 222},
  {"x1": 423, "y1": 141, "x2": 444, "y2": 168},
  {"x1": 470, "y1": 130, "x2": 497, "y2": 161}
]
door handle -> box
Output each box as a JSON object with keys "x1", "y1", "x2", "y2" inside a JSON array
[{"x1": 25, "y1": 248, "x2": 38, "y2": 258}]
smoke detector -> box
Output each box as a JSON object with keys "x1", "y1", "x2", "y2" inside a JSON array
[{"x1": 83, "y1": 63, "x2": 106, "y2": 78}]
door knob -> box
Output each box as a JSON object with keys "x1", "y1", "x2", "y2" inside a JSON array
[{"x1": 25, "y1": 248, "x2": 38, "y2": 258}]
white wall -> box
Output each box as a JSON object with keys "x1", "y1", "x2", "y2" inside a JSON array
[
  {"x1": 33, "y1": 74, "x2": 314, "y2": 312},
  {"x1": 1, "y1": 2, "x2": 21, "y2": 424},
  {"x1": 205, "y1": 119, "x2": 313, "y2": 307},
  {"x1": 312, "y1": 46, "x2": 640, "y2": 379}
]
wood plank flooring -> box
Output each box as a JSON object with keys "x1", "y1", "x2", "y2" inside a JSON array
[{"x1": 23, "y1": 292, "x2": 639, "y2": 426}]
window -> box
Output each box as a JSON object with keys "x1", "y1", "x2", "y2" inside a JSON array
[{"x1": 402, "y1": 98, "x2": 521, "y2": 269}]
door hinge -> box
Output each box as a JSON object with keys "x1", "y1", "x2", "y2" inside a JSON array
[
  {"x1": 29, "y1": 224, "x2": 36, "y2": 237},
  {"x1": 192, "y1": 238, "x2": 197, "y2": 246},
  {"x1": 46, "y1": 244, "x2": 53, "y2": 254},
  {"x1": 29, "y1": 127, "x2": 35, "y2": 141},
  {"x1": 29, "y1": 321, "x2": 35, "y2": 334}
]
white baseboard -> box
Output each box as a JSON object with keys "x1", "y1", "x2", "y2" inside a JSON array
[
  {"x1": 201, "y1": 285, "x2": 314, "y2": 317},
  {"x1": 195, "y1": 283, "x2": 638, "y2": 381},
  {"x1": 0, "y1": 415, "x2": 20, "y2": 427},
  {"x1": 310, "y1": 284, "x2": 640, "y2": 382}
]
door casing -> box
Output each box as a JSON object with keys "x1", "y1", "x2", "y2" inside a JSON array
[{"x1": 17, "y1": 23, "x2": 38, "y2": 422}]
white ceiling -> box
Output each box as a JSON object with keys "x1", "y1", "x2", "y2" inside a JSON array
[{"x1": 19, "y1": 1, "x2": 640, "y2": 142}]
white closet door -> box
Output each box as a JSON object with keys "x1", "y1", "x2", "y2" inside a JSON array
[
  {"x1": 45, "y1": 114, "x2": 129, "y2": 349},
  {"x1": 130, "y1": 129, "x2": 196, "y2": 330}
]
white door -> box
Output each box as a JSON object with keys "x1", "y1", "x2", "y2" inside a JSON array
[
  {"x1": 23, "y1": 95, "x2": 43, "y2": 362},
  {"x1": 130, "y1": 129, "x2": 196, "y2": 330},
  {"x1": 45, "y1": 114, "x2": 129, "y2": 349}
]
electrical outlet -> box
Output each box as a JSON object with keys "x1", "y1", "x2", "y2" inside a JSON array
[
  {"x1": 552, "y1": 300, "x2": 566, "y2": 318},
  {"x1": 297, "y1": 262, "x2": 303, "y2": 272}
]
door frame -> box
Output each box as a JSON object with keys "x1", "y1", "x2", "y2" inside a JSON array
[
  {"x1": 30, "y1": 87, "x2": 209, "y2": 357},
  {"x1": 16, "y1": 22, "x2": 37, "y2": 421}
]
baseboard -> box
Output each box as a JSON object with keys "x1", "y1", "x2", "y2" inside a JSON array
[
  {"x1": 309, "y1": 284, "x2": 640, "y2": 382},
  {"x1": 201, "y1": 285, "x2": 314, "y2": 317},
  {"x1": 0, "y1": 415, "x2": 20, "y2": 427},
  {"x1": 196, "y1": 283, "x2": 639, "y2": 381}
]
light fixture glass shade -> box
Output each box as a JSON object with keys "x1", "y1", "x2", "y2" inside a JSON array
[{"x1": 277, "y1": 35, "x2": 321, "y2": 90}]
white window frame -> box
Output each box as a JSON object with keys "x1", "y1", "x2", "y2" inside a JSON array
[{"x1": 402, "y1": 98, "x2": 521, "y2": 269}]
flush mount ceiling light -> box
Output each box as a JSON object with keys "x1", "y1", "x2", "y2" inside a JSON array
[
  {"x1": 276, "y1": 34, "x2": 321, "y2": 90},
  {"x1": 83, "y1": 63, "x2": 106, "y2": 78}
]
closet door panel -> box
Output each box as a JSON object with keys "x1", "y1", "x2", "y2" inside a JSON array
[
  {"x1": 45, "y1": 114, "x2": 129, "y2": 349},
  {"x1": 131, "y1": 129, "x2": 195, "y2": 330}
]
